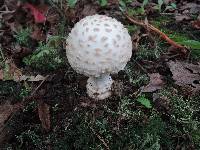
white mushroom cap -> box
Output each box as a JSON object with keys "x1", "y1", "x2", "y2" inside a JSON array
[{"x1": 66, "y1": 14, "x2": 132, "y2": 77}]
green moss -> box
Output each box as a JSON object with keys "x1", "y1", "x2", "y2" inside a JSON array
[
  {"x1": 15, "y1": 28, "x2": 32, "y2": 46},
  {"x1": 157, "y1": 88, "x2": 200, "y2": 148},
  {"x1": 152, "y1": 16, "x2": 174, "y2": 28},
  {"x1": 124, "y1": 62, "x2": 149, "y2": 87},
  {"x1": 23, "y1": 36, "x2": 65, "y2": 71}
]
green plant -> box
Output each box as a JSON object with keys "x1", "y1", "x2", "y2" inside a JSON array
[
  {"x1": 19, "y1": 82, "x2": 31, "y2": 99},
  {"x1": 104, "y1": 96, "x2": 145, "y2": 121},
  {"x1": 126, "y1": 25, "x2": 139, "y2": 34},
  {"x1": 16, "y1": 127, "x2": 43, "y2": 149},
  {"x1": 23, "y1": 101, "x2": 37, "y2": 112},
  {"x1": 119, "y1": 0, "x2": 133, "y2": 12},
  {"x1": 136, "y1": 42, "x2": 163, "y2": 60},
  {"x1": 157, "y1": 89, "x2": 200, "y2": 148},
  {"x1": 141, "y1": 0, "x2": 148, "y2": 13},
  {"x1": 23, "y1": 36, "x2": 64, "y2": 70},
  {"x1": 154, "y1": 0, "x2": 164, "y2": 12},
  {"x1": 178, "y1": 40, "x2": 200, "y2": 50},
  {"x1": 67, "y1": 0, "x2": 78, "y2": 8},
  {"x1": 124, "y1": 62, "x2": 149, "y2": 87},
  {"x1": 98, "y1": 0, "x2": 107, "y2": 7},
  {"x1": 158, "y1": 89, "x2": 196, "y2": 124},
  {"x1": 0, "y1": 81, "x2": 22, "y2": 101},
  {"x1": 117, "y1": 96, "x2": 138, "y2": 118},
  {"x1": 137, "y1": 95, "x2": 152, "y2": 109},
  {"x1": 14, "y1": 28, "x2": 31, "y2": 46},
  {"x1": 152, "y1": 17, "x2": 200, "y2": 59},
  {"x1": 164, "y1": 2, "x2": 176, "y2": 12}
]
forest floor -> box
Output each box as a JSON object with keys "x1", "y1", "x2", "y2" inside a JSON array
[{"x1": 0, "y1": 0, "x2": 200, "y2": 149}]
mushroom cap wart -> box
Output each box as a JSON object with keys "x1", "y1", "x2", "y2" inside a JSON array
[{"x1": 66, "y1": 14, "x2": 132, "y2": 77}]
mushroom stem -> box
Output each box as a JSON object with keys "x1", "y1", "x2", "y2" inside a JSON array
[{"x1": 86, "y1": 74, "x2": 113, "y2": 100}]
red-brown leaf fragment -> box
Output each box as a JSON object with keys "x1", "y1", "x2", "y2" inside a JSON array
[
  {"x1": 192, "y1": 20, "x2": 200, "y2": 29},
  {"x1": 31, "y1": 26, "x2": 46, "y2": 41},
  {"x1": 167, "y1": 61, "x2": 200, "y2": 95},
  {"x1": 38, "y1": 102, "x2": 50, "y2": 131},
  {"x1": 0, "y1": 60, "x2": 22, "y2": 81},
  {"x1": 23, "y1": 3, "x2": 46, "y2": 23},
  {"x1": 142, "y1": 73, "x2": 165, "y2": 93},
  {"x1": 0, "y1": 102, "x2": 22, "y2": 129}
]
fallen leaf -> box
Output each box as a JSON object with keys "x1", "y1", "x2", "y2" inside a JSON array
[
  {"x1": 19, "y1": 74, "x2": 46, "y2": 82},
  {"x1": 1, "y1": 60, "x2": 22, "y2": 81},
  {"x1": 31, "y1": 25, "x2": 46, "y2": 41},
  {"x1": 137, "y1": 96, "x2": 152, "y2": 109},
  {"x1": 4, "y1": 0, "x2": 21, "y2": 11},
  {"x1": 142, "y1": 73, "x2": 165, "y2": 92},
  {"x1": 81, "y1": 4, "x2": 98, "y2": 18},
  {"x1": 180, "y1": 3, "x2": 200, "y2": 14},
  {"x1": 46, "y1": 8, "x2": 60, "y2": 25},
  {"x1": 183, "y1": 62, "x2": 200, "y2": 74},
  {"x1": 192, "y1": 20, "x2": 200, "y2": 29},
  {"x1": 12, "y1": 46, "x2": 33, "y2": 59},
  {"x1": 0, "y1": 59, "x2": 46, "y2": 82},
  {"x1": 0, "y1": 102, "x2": 22, "y2": 129},
  {"x1": 28, "y1": 75, "x2": 46, "y2": 82},
  {"x1": 23, "y1": 3, "x2": 46, "y2": 23},
  {"x1": 167, "y1": 61, "x2": 200, "y2": 95},
  {"x1": 38, "y1": 102, "x2": 50, "y2": 131},
  {"x1": 153, "y1": 93, "x2": 170, "y2": 114},
  {"x1": 175, "y1": 14, "x2": 191, "y2": 22}
]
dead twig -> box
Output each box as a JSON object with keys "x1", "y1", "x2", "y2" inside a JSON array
[
  {"x1": 22, "y1": 75, "x2": 49, "y2": 107},
  {"x1": 133, "y1": 59, "x2": 148, "y2": 73},
  {"x1": 0, "y1": 5, "x2": 15, "y2": 18},
  {"x1": 124, "y1": 14, "x2": 188, "y2": 54},
  {"x1": 89, "y1": 126, "x2": 110, "y2": 150},
  {"x1": 30, "y1": 75, "x2": 49, "y2": 96}
]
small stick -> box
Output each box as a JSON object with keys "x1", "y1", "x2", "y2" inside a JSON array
[
  {"x1": 124, "y1": 14, "x2": 185, "y2": 50},
  {"x1": 133, "y1": 60, "x2": 148, "y2": 73},
  {"x1": 30, "y1": 75, "x2": 49, "y2": 96},
  {"x1": 89, "y1": 126, "x2": 110, "y2": 150},
  {"x1": 22, "y1": 75, "x2": 51, "y2": 106},
  {"x1": 0, "y1": 45, "x2": 5, "y2": 60}
]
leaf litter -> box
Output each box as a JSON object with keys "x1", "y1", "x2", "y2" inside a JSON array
[
  {"x1": 38, "y1": 101, "x2": 50, "y2": 131},
  {"x1": 0, "y1": 101, "x2": 22, "y2": 130},
  {"x1": 141, "y1": 73, "x2": 165, "y2": 93},
  {"x1": 1, "y1": 0, "x2": 200, "y2": 149},
  {"x1": 167, "y1": 61, "x2": 200, "y2": 95}
]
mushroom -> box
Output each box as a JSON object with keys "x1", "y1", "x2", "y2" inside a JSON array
[{"x1": 66, "y1": 14, "x2": 132, "y2": 100}]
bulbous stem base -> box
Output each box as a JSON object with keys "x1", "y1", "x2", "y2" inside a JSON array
[{"x1": 86, "y1": 74, "x2": 113, "y2": 100}]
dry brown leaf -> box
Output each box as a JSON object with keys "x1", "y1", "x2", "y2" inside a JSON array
[
  {"x1": 180, "y1": 3, "x2": 200, "y2": 14},
  {"x1": 142, "y1": 73, "x2": 165, "y2": 93},
  {"x1": 0, "y1": 59, "x2": 45, "y2": 82},
  {"x1": 31, "y1": 25, "x2": 46, "y2": 41},
  {"x1": 38, "y1": 102, "x2": 50, "y2": 131},
  {"x1": 175, "y1": 14, "x2": 191, "y2": 22},
  {"x1": 81, "y1": 4, "x2": 97, "y2": 18},
  {"x1": 0, "y1": 102, "x2": 22, "y2": 129},
  {"x1": 46, "y1": 7, "x2": 60, "y2": 24},
  {"x1": 4, "y1": 0, "x2": 21, "y2": 11},
  {"x1": 183, "y1": 62, "x2": 200, "y2": 74},
  {"x1": 1, "y1": 60, "x2": 22, "y2": 81},
  {"x1": 153, "y1": 93, "x2": 170, "y2": 114},
  {"x1": 192, "y1": 20, "x2": 200, "y2": 29},
  {"x1": 16, "y1": 74, "x2": 46, "y2": 82},
  {"x1": 167, "y1": 61, "x2": 200, "y2": 95}
]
